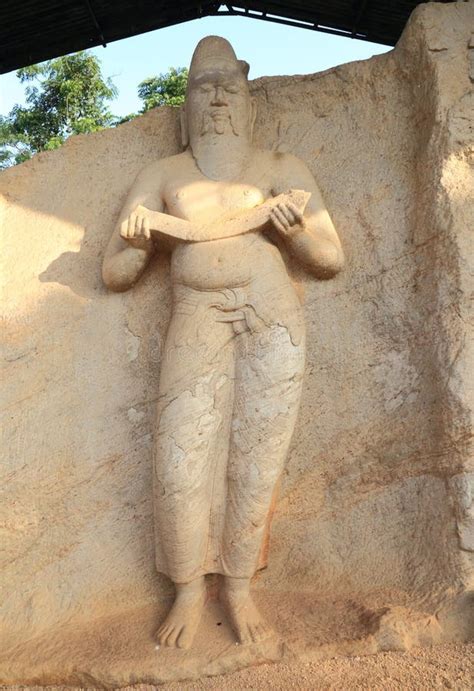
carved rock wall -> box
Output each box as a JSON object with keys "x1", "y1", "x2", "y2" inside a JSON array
[{"x1": 1, "y1": 2, "x2": 472, "y2": 684}]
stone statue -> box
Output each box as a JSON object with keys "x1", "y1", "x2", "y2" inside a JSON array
[{"x1": 102, "y1": 36, "x2": 343, "y2": 649}]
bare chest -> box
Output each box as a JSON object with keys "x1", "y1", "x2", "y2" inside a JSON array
[{"x1": 162, "y1": 176, "x2": 269, "y2": 226}]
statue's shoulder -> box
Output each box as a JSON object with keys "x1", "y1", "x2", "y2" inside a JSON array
[
  {"x1": 254, "y1": 148, "x2": 311, "y2": 179},
  {"x1": 133, "y1": 151, "x2": 188, "y2": 184},
  {"x1": 255, "y1": 148, "x2": 306, "y2": 167},
  {"x1": 155, "y1": 151, "x2": 189, "y2": 168}
]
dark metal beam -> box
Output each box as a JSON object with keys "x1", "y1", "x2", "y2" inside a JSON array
[
  {"x1": 214, "y1": 7, "x2": 374, "y2": 43},
  {"x1": 83, "y1": 0, "x2": 107, "y2": 47}
]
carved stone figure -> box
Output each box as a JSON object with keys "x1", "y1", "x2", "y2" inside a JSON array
[{"x1": 102, "y1": 36, "x2": 343, "y2": 649}]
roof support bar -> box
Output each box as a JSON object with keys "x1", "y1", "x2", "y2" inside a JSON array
[
  {"x1": 215, "y1": 7, "x2": 372, "y2": 42},
  {"x1": 352, "y1": 0, "x2": 370, "y2": 36},
  {"x1": 83, "y1": 0, "x2": 107, "y2": 47}
]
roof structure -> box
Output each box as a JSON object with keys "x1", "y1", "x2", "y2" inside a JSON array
[{"x1": 0, "y1": 1, "x2": 458, "y2": 75}]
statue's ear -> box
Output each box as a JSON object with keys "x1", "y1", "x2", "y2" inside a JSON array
[
  {"x1": 239, "y1": 60, "x2": 250, "y2": 78},
  {"x1": 180, "y1": 106, "x2": 189, "y2": 148}
]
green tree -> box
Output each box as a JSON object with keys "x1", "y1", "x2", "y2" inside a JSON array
[
  {"x1": 139, "y1": 66, "x2": 188, "y2": 111},
  {"x1": 116, "y1": 67, "x2": 188, "y2": 124},
  {"x1": 0, "y1": 52, "x2": 117, "y2": 168}
]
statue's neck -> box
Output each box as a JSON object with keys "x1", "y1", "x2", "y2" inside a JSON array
[{"x1": 189, "y1": 136, "x2": 252, "y2": 182}]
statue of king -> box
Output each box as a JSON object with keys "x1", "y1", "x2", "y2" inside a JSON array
[{"x1": 103, "y1": 36, "x2": 343, "y2": 649}]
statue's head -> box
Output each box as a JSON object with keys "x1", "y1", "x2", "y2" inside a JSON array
[{"x1": 181, "y1": 36, "x2": 256, "y2": 148}]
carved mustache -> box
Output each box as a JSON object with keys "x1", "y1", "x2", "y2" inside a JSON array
[{"x1": 200, "y1": 109, "x2": 240, "y2": 136}]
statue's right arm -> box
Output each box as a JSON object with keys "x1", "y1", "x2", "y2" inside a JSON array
[{"x1": 102, "y1": 165, "x2": 164, "y2": 292}]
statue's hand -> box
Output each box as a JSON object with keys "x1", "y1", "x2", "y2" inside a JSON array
[
  {"x1": 120, "y1": 211, "x2": 154, "y2": 250},
  {"x1": 269, "y1": 201, "x2": 305, "y2": 238}
]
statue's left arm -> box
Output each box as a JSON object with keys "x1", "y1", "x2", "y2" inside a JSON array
[{"x1": 270, "y1": 153, "x2": 344, "y2": 279}]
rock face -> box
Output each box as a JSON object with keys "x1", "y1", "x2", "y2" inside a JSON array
[{"x1": 1, "y1": 2, "x2": 472, "y2": 685}]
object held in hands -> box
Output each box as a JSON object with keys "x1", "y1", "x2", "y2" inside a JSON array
[{"x1": 133, "y1": 189, "x2": 311, "y2": 243}]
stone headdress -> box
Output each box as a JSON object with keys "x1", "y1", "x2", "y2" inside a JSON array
[
  {"x1": 187, "y1": 35, "x2": 250, "y2": 83},
  {"x1": 181, "y1": 36, "x2": 251, "y2": 147}
]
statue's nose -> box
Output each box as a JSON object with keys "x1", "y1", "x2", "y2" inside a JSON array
[{"x1": 211, "y1": 86, "x2": 227, "y2": 106}]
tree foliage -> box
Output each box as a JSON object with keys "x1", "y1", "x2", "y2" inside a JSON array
[
  {"x1": 116, "y1": 67, "x2": 188, "y2": 124},
  {"x1": 138, "y1": 67, "x2": 188, "y2": 111},
  {"x1": 1, "y1": 57, "x2": 189, "y2": 168},
  {"x1": 0, "y1": 52, "x2": 116, "y2": 168}
]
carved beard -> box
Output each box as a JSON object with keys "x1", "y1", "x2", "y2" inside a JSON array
[
  {"x1": 200, "y1": 110, "x2": 240, "y2": 137},
  {"x1": 190, "y1": 109, "x2": 251, "y2": 181}
]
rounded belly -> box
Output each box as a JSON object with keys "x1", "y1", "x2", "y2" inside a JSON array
[{"x1": 170, "y1": 233, "x2": 287, "y2": 290}]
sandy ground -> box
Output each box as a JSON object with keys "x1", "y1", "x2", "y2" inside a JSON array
[
  {"x1": 3, "y1": 643, "x2": 471, "y2": 690},
  {"x1": 159, "y1": 644, "x2": 473, "y2": 690}
]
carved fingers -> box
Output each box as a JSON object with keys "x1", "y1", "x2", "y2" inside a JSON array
[
  {"x1": 269, "y1": 201, "x2": 305, "y2": 238},
  {"x1": 120, "y1": 211, "x2": 153, "y2": 250}
]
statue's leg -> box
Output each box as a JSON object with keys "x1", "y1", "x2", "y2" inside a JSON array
[
  {"x1": 154, "y1": 307, "x2": 234, "y2": 648},
  {"x1": 222, "y1": 322, "x2": 305, "y2": 643}
]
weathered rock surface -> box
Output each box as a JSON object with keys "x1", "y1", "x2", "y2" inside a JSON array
[{"x1": 1, "y1": 2, "x2": 472, "y2": 684}]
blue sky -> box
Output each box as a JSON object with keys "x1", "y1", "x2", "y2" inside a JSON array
[{"x1": 0, "y1": 15, "x2": 390, "y2": 118}]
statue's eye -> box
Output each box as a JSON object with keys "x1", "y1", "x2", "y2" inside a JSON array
[
  {"x1": 225, "y1": 84, "x2": 239, "y2": 94},
  {"x1": 199, "y1": 84, "x2": 212, "y2": 93}
]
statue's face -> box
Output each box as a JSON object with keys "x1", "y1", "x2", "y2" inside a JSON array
[{"x1": 185, "y1": 66, "x2": 253, "y2": 143}]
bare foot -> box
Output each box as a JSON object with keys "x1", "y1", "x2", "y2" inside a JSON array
[
  {"x1": 156, "y1": 577, "x2": 206, "y2": 649},
  {"x1": 222, "y1": 576, "x2": 272, "y2": 644}
]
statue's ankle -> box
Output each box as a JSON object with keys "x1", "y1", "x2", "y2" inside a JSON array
[
  {"x1": 175, "y1": 576, "x2": 206, "y2": 597},
  {"x1": 222, "y1": 576, "x2": 251, "y2": 598}
]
